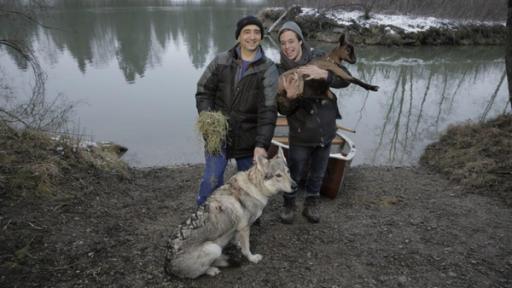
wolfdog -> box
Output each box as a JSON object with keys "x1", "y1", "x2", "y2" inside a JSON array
[{"x1": 164, "y1": 148, "x2": 296, "y2": 279}]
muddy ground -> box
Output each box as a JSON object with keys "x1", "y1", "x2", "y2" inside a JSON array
[
  {"x1": 1, "y1": 115, "x2": 512, "y2": 287},
  {"x1": 1, "y1": 162, "x2": 511, "y2": 287}
]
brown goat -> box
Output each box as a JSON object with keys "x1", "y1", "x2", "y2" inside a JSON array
[{"x1": 280, "y1": 34, "x2": 379, "y2": 97}]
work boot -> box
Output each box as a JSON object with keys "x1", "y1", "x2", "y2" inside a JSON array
[
  {"x1": 280, "y1": 197, "x2": 296, "y2": 224},
  {"x1": 302, "y1": 197, "x2": 320, "y2": 223}
]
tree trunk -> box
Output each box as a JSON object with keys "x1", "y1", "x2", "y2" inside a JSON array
[{"x1": 507, "y1": 0, "x2": 512, "y2": 110}]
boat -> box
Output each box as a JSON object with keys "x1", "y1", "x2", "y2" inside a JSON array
[{"x1": 267, "y1": 116, "x2": 357, "y2": 199}]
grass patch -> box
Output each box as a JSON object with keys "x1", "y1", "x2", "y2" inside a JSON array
[
  {"x1": 0, "y1": 121, "x2": 129, "y2": 198},
  {"x1": 420, "y1": 114, "x2": 512, "y2": 207}
]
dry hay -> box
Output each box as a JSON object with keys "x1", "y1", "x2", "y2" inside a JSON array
[
  {"x1": 0, "y1": 121, "x2": 130, "y2": 198},
  {"x1": 196, "y1": 111, "x2": 229, "y2": 155},
  {"x1": 420, "y1": 114, "x2": 512, "y2": 207}
]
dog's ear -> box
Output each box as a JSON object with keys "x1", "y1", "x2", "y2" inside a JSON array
[
  {"x1": 276, "y1": 147, "x2": 286, "y2": 162},
  {"x1": 255, "y1": 155, "x2": 269, "y2": 173},
  {"x1": 339, "y1": 33, "x2": 346, "y2": 46}
]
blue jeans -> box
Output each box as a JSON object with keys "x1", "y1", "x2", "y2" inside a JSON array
[
  {"x1": 196, "y1": 150, "x2": 253, "y2": 206},
  {"x1": 284, "y1": 143, "x2": 331, "y2": 200}
]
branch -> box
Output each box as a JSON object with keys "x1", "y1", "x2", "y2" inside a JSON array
[
  {"x1": 321, "y1": 3, "x2": 365, "y2": 13},
  {"x1": 0, "y1": 39, "x2": 31, "y2": 61},
  {"x1": 0, "y1": 9, "x2": 71, "y2": 31},
  {"x1": 0, "y1": 9, "x2": 60, "y2": 31},
  {"x1": 0, "y1": 107, "x2": 30, "y2": 128},
  {"x1": 268, "y1": 5, "x2": 299, "y2": 34},
  {"x1": 0, "y1": 39, "x2": 48, "y2": 129}
]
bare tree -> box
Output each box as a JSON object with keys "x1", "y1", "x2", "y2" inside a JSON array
[
  {"x1": 0, "y1": 1, "x2": 74, "y2": 131},
  {"x1": 507, "y1": 0, "x2": 512, "y2": 110},
  {"x1": 362, "y1": 0, "x2": 378, "y2": 20}
]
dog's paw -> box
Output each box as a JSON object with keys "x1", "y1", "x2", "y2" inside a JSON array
[
  {"x1": 213, "y1": 254, "x2": 230, "y2": 267},
  {"x1": 206, "y1": 267, "x2": 221, "y2": 277},
  {"x1": 248, "y1": 254, "x2": 263, "y2": 263},
  {"x1": 370, "y1": 85, "x2": 379, "y2": 91}
]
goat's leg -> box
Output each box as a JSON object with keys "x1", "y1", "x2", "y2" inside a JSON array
[
  {"x1": 350, "y1": 77, "x2": 379, "y2": 91},
  {"x1": 317, "y1": 62, "x2": 379, "y2": 91},
  {"x1": 332, "y1": 65, "x2": 379, "y2": 91}
]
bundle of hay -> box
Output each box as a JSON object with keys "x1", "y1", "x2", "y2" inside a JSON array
[{"x1": 196, "y1": 111, "x2": 229, "y2": 155}]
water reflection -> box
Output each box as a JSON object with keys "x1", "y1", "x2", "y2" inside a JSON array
[
  {"x1": 333, "y1": 46, "x2": 508, "y2": 165},
  {"x1": 0, "y1": 2, "x2": 509, "y2": 166},
  {"x1": 1, "y1": 1, "x2": 260, "y2": 82}
]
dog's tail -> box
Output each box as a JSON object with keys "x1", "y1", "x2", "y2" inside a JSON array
[
  {"x1": 163, "y1": 243, "x2": 177, "y2": 276},
  {"x1": 163, "y1": 254, "x2": 173, "y2": 276}
]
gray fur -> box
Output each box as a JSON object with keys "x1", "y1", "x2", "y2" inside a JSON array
[{"x1": 165, "y1": 148, "x2": 294, "y2": 279}]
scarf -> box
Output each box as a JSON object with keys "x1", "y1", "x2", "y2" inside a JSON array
[{"x1": 279, "y1": 42, "x2": 313, "y2": 71}]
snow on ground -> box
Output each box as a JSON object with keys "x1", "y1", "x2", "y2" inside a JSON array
[{"x1": 299, "y1": 8, "x2": 506, "y2": 32}]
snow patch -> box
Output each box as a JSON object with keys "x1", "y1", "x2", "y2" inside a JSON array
[{"x1": 300, "y1": 8, "x2": 505, "y2": 33}]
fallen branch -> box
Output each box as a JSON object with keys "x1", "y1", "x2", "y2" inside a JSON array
[{"x1": 267, "y1": 5, "x2": 300, "y2": 33}]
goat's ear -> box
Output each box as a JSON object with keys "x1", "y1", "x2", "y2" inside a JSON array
[{"x1": 339, "y1": 33, "x2": 346, "y2": 46}]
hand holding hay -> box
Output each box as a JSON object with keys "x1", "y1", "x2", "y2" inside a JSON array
[{"x1": 196, "y1": 111, "x2": 229, "y2": 155}]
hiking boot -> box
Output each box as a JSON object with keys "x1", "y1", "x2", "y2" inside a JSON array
[
  {"x1": 280, "y1": 198, "x2": 296, "y2": 224},
  {"x1": 302, "y1": 197, "x2": 320, "y2": 223}
]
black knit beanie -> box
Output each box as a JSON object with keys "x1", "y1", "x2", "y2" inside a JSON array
[{"x1": 235, "y1": 15, "x2": 264, "y2": 39}]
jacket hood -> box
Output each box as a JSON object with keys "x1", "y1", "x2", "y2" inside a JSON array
[{"x1": 278, "y1": 21, "x2": 304, "y2": 41}]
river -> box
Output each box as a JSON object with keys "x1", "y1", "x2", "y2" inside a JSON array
[{"x1": 1, "y1": 0, "x2": 509, "y2": 166}]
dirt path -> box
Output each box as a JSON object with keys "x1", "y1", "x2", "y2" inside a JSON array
[{"x1": 1, "y1": 165, "x2": 511, "y2": 287}]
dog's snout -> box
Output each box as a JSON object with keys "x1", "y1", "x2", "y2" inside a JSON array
[{"x1": 291, "y1": 180, "x2": 298, "y2": 191}]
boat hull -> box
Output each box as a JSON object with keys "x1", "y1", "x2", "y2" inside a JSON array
[{"x1": 268, "y1": 131, "x2": 356, "y2": 199}]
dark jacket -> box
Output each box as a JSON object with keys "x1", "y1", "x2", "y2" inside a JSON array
[
  {"x1": 196, "y1": 44, "x2": 279, "y2": 158},
  {"x1": 277, "y1": 48, "x2": 350, "y2": 147}
]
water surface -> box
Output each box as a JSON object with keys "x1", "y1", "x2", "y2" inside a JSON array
[{"x1": 1, "y1": 2, "x2": 509, "y2": 166}]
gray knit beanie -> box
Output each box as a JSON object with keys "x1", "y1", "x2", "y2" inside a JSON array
[{"x1": 278, "y1": 21, "x2": 304, "y2": 41}]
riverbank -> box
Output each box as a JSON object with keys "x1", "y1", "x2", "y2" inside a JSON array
[
  {"x1": 1, "y1": 115, "x2": 511, "y2": 287},
  {"x1": 259, "y1": 7, "x2": 507, "y2": 46},
  {"x1": 421, "y1": 114, "x2": 512, "y2": 207}
]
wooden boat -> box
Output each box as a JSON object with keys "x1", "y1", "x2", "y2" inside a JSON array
[{"x1": 267, "y1": 116, "x2": 356, "y2": 199}]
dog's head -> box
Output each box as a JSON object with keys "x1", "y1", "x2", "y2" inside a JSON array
[
  {"x1": 254, "y1": 147, "x2": 296, "y2": 195},
  {"x1": 334, "y1": 33, "x2": 356, "y2": 64}
]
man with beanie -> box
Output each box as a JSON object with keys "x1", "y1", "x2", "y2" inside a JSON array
[
  {"x1": 195, "y1": 15, "x2": 279, "y2": 206},
  {"x1": 277, "y1": 21, "x2": 351, "y2": 224}
]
